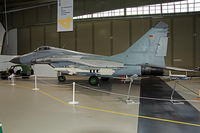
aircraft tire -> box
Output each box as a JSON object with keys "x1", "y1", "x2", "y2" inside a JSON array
[
  {"x1": 89, "y1": 76, "x2": 99, "y2": 85},
  {"x1": 58, "y1": 75, "x2": 66, "y2": 82}
]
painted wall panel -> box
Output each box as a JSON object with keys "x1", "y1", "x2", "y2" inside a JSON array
[
  {"x1": 61, "y1": 31, "x2": 75, "y2": 50},
  {"x1": 18, "y1": 28, "x2": 30, "y2": 55},
  {"x1": 45, "y1": 25, "x2": 59, "y2": 47},
  {"x1": 31, "y1": 26, "x2": 44, "y2": 50},
  {"x1": 74, "y1": 0, "x2": 84, "y2": 16},
  {"x1": 38, "y1": 6, "x2": 51, "y2": 23},
  {"x1": 173, "y1": 16, "x2": 193, "y2": 68},
  {"x1": 112, "y1": 20, "x2": 129, "y2": 54},
  {"x1": 77, "y1": 22, "x2": 93, "y2": 53},
  {"x1": 24, "y1": 9, "x2": 37, "y2": 25},
  {"x1": 196, "y1": 15, "x2": 200, "y2": 67},
  {"x1": 131, "y1": 18, "x2": 150, "y2": 44},
  {"x1": 13, "y1": 11, "x2": 23, "y2": 27},
  {"x1": 94, "y1": 21, "x2": 111, "y2": 56},
  {"x1": 84, "y1": 0, "x2": 123, "y2": 15},
  {"x1": 51, "y1": 4, "x2": 57, "y2": 22},
  {"x1": 7, "y1": 13, "x2": 13, "y2": 28}
]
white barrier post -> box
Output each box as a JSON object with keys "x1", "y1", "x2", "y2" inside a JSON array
[
  {"x1": 32, "y1": 75, "x2": 39, "y2": 91},
  {"x1": 69, "y1": 82, "x2": 79, "y2": 105},
  {"x1": 10, "y1": 74, "x2": 15, "y2": 86}
]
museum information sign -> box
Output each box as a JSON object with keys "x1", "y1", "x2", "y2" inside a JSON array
[{"x1": 57, "y1": 0, "x2": 73, "y2": 32}]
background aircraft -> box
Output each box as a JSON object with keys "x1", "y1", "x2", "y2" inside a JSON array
[{"x1": 10, "y1": 22, "x2": 193, "y2": 85}]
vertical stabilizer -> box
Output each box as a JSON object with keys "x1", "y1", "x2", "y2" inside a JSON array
[{"x1": 109, "y1": 22, "x2": 168, "y2": 67}]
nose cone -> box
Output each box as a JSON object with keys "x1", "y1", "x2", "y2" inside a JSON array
[{"x1": 10, "y1": 57, "x2": 21, "y2": 64}]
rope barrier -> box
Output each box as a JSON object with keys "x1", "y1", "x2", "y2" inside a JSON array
[
  {"x1": 5, "y1": 76, "x2": 200, "y2": 103},
  {"x1": 75, "y1": 83, "x2": 200, "y2": 103}
]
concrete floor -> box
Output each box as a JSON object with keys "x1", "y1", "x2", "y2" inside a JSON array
[
  {"x1": 165, "y1": 78, "x2": 200, "y2": 111},
  {"x1": 0, "y1": 76, "x2": 200, "y2": 133},
  {"x1": 0, "y1": 76, "x2": 140, "y2": 133},
  {"x1": 138, "y1": 77, "x2": 200, "y2": 133}
]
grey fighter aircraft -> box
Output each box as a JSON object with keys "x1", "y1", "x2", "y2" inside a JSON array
[{"x1": 10, "y1": 22, "x2": 193, "y2": 85}]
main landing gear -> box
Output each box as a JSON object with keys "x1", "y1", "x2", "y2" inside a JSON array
[
  {"x1": 88, "y1": 76, "x2": 110, "y2": 85},
  {"x1": 89, "y1": 76, "x2": 99, "y2": 85}
]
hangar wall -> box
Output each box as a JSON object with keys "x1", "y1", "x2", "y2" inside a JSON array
[{"x1": 2, "y1": 5, "x2": 200, "y2": 69}]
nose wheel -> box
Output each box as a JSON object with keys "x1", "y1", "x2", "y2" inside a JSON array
[
  {"x1": 89, "y1": 76, "x2": 99, "y2": 85},
  {"x1": 58, "y1": 75, "x2": 66, "y2": 82}
]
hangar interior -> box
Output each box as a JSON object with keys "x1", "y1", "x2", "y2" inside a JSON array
[
  {"x1": 0, "y1": 0, "x2": 200, "y2": 133},
  {"x1": 0, "y1": 0, "x2": 200, "y2": 68}
]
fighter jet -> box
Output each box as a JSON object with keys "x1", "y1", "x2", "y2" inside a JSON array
[{"x1": 10, "y1": 22, "x2": 193, "y2": 85}]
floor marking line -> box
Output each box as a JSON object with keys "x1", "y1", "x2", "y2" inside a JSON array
[
  {"x1": 176, "y1": 82, "x2": 199, "y2": 97},
  {"x1": 1, "y1": 82, "x2": 200, "y2": 127},
  {"x1": 38, "y1": 89, "x2": 200, "y2": 127}
]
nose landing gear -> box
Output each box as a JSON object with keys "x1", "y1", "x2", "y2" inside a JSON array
[
  {"x1": 89, "y1": 76, "x2": 99, "y2": 85},
  {"x1": 58, "y1": 75, "x2": 66, "y2": 82}
]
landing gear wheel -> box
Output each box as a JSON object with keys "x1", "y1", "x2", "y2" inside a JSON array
[
  {"x1": 101, "y1": 77, "x2": 109, "y2": 81},
  {"x1": 89, "y1": 76, "x2": 99, "y2": 86},
  {"x1": 58, "y1": 75, "x2": 66, "y2": 82}
]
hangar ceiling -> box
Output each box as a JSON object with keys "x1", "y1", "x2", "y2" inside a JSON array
[{"x1": 0, "y1": 0, "x2": 182, "y2": 16}]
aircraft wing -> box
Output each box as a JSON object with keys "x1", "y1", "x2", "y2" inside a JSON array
[
  {"x1": 35, "y1": 56, "x2": 124, "y2": 68},
  {"x1": 66, "y1": 56, "x2": 124, "y2": 68},
  {"x1": 147, "y1": 64, "x2": 195, "y2": 72},
  {"x1": 164, "y1": 66, "x2": 194, "y2": 72}
]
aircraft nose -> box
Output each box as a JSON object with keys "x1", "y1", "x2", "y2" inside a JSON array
[{"x1": 10, "y1": 57, "x2": 21, "y2": 64}]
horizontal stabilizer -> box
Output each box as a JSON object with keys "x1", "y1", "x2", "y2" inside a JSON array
[{"x1": 147, "y1": 64, "x2": 195, "y2": 72}]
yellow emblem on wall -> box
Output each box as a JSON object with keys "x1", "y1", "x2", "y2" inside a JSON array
[{"x1": 58, "y1": 17, "x2": 73, "y2": 29}]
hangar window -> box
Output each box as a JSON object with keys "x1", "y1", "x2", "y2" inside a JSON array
[
  {"x1": 126, "y1": 8, "x2": 131, "y2": 15},
  {"x1": 143, "y1": 6, "x2": 149, "y2": 14},
  {"x1": 155, "y1": 4, "x2": 161, "y2": 14},
  {"x1": 195, "y1": 0, "x2": 200, "y2": 11},
  {"x1": 138, "y1": 7, "x2": 143, "y2": 15},
  {"x1": 125, "y1": 0, "x2": 200, "y2": 16},
  {"x1": 126, "y1": 7, "x2": 137, "y2": 15},
  {"x1": 175, "y1": 2, "x2": 181, "y2": 13},
  {"x1": 150, "y1": 5, "x2": 156, "y2": 14},
  {"x1": 168, "y1": 3, "x2": 175, "y2": 13},
  {"x1": 73, "y1": 0, "x2": 200, "y2": 20},
  {"x1": 189, "y1": 2, "x2": 195, "y2": 12}
]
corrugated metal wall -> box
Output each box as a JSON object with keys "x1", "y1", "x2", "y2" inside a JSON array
[{"x1": 16, "y1": 14, "x2": 200, "y2": 69}]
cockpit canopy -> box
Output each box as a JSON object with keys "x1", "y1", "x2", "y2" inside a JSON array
[{"x1": 34, "y1": 46, "x2": 51, "y2": 52}]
